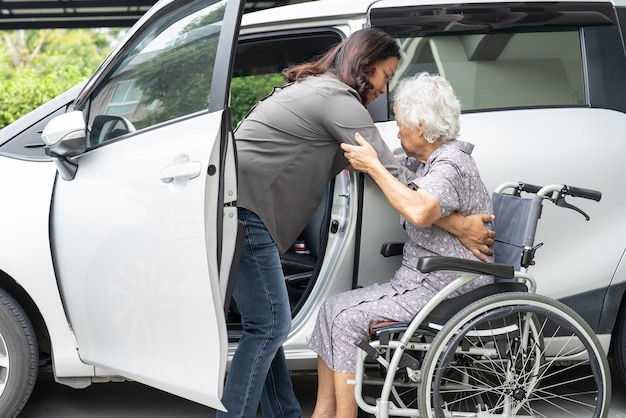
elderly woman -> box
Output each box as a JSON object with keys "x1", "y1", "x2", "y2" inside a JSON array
[{"x1": 309, "y1": 72, "x2": 494, "y2": 418}]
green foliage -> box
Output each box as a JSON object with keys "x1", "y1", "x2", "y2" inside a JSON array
[
  {"x1": 0, "y1": 28, "x2": 115, "y2": 129},
  {"x1": 130, "y1": 6, "x2": 225, "y2": 129},
  {"x1": 0, "y1": 47, "x2": 10, "y2": 78},
  {"x1": 230, "y1": 73, "x2": 285, "y2": 128},
  {"x1": 37, "y1": 29, "x2": 111, "y2": 75},
  {"x1": 0, "y1": 21, "x2": 285, "y2": 132},
  {"x1": 133, "y1": 37, "x2": 218, "y2": 129},
  {"x1": 0, "y1": 68, "x2": 79, "y2": 128}
]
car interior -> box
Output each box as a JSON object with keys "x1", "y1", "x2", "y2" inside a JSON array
[{"x1": 226, "y1": 30, "x2": 344, "y2": 337}]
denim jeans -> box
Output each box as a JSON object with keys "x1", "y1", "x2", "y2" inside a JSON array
[{"x1": 217, "y1": 209, "x2": 302, "y2": 418}]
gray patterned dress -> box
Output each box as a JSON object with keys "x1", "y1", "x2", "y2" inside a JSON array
[{"x1": 308, "y1": 140, "x2": 494, "y2": 373}]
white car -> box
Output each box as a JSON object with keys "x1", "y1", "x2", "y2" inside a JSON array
[{"x1": 1, "y1": 0, "x2": 625, "y2": 416}]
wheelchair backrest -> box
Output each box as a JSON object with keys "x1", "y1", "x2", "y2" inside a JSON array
[{"x1": 492, "y1": 192, "x2": 544, "y2": 272}]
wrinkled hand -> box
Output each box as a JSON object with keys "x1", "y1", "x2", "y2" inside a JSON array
[
  {"x1": 341, "y1": 132, "x2": 380, "y2": 173},
  {"x1": 459, "y1": 214, "x2": 495, "y2": 262}
]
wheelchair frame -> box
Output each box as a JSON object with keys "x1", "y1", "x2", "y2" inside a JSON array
[{"x1": 352, "y1": 181, "x2": 611, "y2": 418}]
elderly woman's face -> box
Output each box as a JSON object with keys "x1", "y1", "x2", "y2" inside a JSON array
[
  {"x1": 364, "y1": 56, "x2": 398, "y2": 107},
  {"x1": 395, "y1": 115, "x2": 431, "y2": 162}
]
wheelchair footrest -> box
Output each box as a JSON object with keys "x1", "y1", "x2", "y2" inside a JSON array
[
  {"x1": 356, "y1": 339, "x2": 421, "y2": 371},
  {"x1": 356, "y1": 339, "x2": 379, "y2": 362}
]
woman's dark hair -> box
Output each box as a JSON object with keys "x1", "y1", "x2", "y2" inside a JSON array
[{"x1": 282, "y1": 28, "x2": 401, "y2": 104}]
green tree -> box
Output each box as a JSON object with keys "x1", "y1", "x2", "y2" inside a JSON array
[
  {"x1": 132, "y1": 5, "x2": 284, "y2": 130},
  {"x1": 230, "y1": 73, "x2": 285, "y2": 128},
  {"x1": 0, "y1": 28, "x2": 117, "y2": 129},
  {"x1": 131, "y1": 7, "x2": 225, "y2": 129}
]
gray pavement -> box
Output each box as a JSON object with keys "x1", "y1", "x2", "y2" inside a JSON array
[
  {"x1": 19, "y1": 371, "x2": 317, "y2": 417},
  {"x1": 19, "y1": 361, "x2": 626, "y2": 417}
]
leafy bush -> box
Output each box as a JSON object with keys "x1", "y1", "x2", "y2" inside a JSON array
[
  {"x1": 230, "y1": 73, "x2": 285, "y2": 128},
  {"x1": 0, "y1": 28, "x2": 114, "y2": 130},
  {"x1": 0, "y1": 68, "x2": 84, "y2": 128}
]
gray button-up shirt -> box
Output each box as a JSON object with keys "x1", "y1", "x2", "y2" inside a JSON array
[{"x1": 236, "y1": 72, "x2": 412, "y2": 253}]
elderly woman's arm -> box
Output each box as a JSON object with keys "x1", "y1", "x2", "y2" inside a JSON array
[
  {"x1": 343, "y1": 133, "x2": 494, "y2": 260},
  {"x1": 437, "y1": 213, "x2": 494, "y2": 260},
  {"x1": 342, "y1": 133, "x2": 441, "y2": 225}
]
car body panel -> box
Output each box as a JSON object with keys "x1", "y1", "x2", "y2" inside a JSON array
[
  {"x1": 240, "y1": 0, "x2": 371, "y2": 31},
  {"x1": 0, "y1": 158, "x2": 95, "y2": 378},
  {"x1": 374, "y1": 0, "x2": 618, "y2": 6}
]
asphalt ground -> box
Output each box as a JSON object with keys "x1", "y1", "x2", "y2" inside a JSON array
[{"x1": 19, "y1": 360, "x2": 626, "y2": 417}]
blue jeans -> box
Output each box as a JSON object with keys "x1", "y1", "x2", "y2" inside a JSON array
[{"x1": 218, "y1": 209, "x2": 302, "y2": 418}]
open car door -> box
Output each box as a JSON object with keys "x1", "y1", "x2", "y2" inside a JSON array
[{"x1": 44, "y1": 0, "x2": 244, "y2": 411}]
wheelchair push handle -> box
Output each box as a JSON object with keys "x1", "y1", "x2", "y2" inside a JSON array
[
  {"x1": 517, "y1": 182, "x2": 543, "y2": 194},
  {"x1": 516, "y1": 182, "x2": 602, "y2": 201},
  {"x1": 538, "y1": 183, "x2": 602, "y2": 221},
  {"x1": 496, "y1": 181, "x2": 602, "y2": 221},
  {"x1": 564, "y1": 185, "x2": 602, "y2": 202},
  {"x1": 529, "y1": 183, "x2": 601, "y2": 200}
]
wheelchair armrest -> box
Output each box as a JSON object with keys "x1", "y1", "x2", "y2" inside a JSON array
[
  {"x1": 380, "y1": 242, "x2": 404, "y2": 257},
  {"x1": 417, "y1": 256, "x2": 515, "y2": 279}
]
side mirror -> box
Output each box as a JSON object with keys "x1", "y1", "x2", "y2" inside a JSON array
[
  {"x1": 90, "y1": 115, "x2": 136, "y2": 146},
  {"x1": 42, "y1": 111, "x2": 87, "y2": 181}
]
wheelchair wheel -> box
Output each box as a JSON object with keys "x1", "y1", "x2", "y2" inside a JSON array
[{"x1": 418, "y1": 292, "x2": 611, "y2": 418}]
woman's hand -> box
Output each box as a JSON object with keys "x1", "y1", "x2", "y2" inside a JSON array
[
  {"x1": 341, "y1": 132, "x2": 382, "y2": 173},
  {"x1": 459, "y1": 214, "x2": 495, "y2": 261},
  {"x1": 436, "y1": 213, "x2": 495, "y2": 261}
]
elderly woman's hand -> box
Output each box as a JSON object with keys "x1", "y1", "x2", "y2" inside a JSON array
[
  {"x1": 459, "y1": 214, "x2": 495, "y2": 261},
  {"x1": 341, "y1": 132, "x2": 382, "y2": 174}
]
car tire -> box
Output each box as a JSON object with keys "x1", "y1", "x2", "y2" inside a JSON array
[
  {"x1": 614, "y1": 305, "x2": 626, "y2": 387},
  {"x1": 0, "y1": 288, "x2": 38, "y2": 418}
]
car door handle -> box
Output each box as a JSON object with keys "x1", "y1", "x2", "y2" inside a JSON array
[{"x1": 160, "y1": 161, "x2": 202, "y2": 183}]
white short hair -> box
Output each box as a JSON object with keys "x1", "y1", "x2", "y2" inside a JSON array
[{"x1": 392, "y1": 72, "x2": 461, "y2": 144}]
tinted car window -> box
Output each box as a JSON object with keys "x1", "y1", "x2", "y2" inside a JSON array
[
  {"x1": 583, "y1": 25, "x2": 626, "y2": 113},
  {"x1": 618, "y1": 6, "x2": 626, "y2": 55},
  {"x1": 393, "y1": 30, "x2": 585, "y2": 111},
  {"x1": 84, "y1": 0, "x2": 227, "y2": 146},
  {"x1": 371, "y1": 2, "x2": 618, "y2": 115}
]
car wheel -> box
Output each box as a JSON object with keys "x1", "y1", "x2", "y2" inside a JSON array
[
  {"x1": 614, "y1": 304, "x2": 626, "y2": 387},
  {"x1": 0, "y1": 289, "x2": 38, "y2": 417}
]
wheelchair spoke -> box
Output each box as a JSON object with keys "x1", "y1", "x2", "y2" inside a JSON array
[{"x1": 416, "y1": 293, "x2": 610, "y2": 418}]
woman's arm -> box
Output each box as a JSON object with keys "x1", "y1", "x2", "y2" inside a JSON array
[
  {"x1": 343, "y1": 133, "x2": 494, "y2": 260},
  {"x1": 342, "y1": 133, "x2": 441, "y2": 226},
  {"x1": 322, "y1": 86, "x2": 416, "y2": 184},
  {"x1": 436, "y1": 213, "x2": 495, "y2": 261}
]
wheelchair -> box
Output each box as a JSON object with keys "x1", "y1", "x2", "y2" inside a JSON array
[{"x1": 353, "y1": 181, "x2": 611, "y2": 418}]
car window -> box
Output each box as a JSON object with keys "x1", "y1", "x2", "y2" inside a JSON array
[
  {"x1": 618, "y1": 7, "x2": 626, "y2": 55},
  {"x1": 584, "y1": 25, "x2": 626, "y2": 113},
  {"x1": 84, "y1": 0, "x2": 227, "y2": 146},
  {"x1": 393, "y1": 30, "x2": 584, "y2": 112},
  {"x1": 372, "y1": 2, "x2": 618, "y2": 115},
  {"x1": 230, "y1": 30, "x2": 343, "y2": 128}
]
